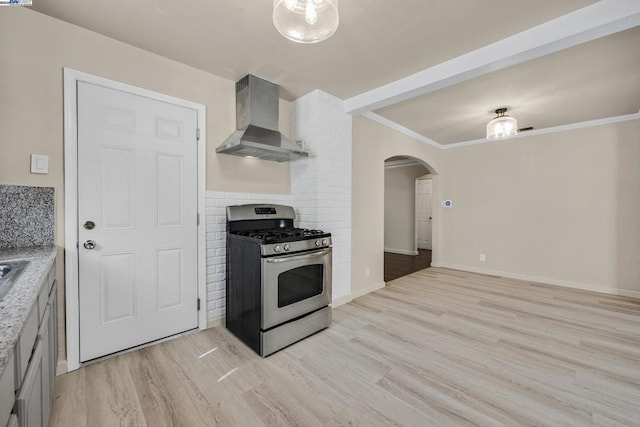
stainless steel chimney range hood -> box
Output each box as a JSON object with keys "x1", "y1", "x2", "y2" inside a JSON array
[{"x1": 216, "y1": 74, "x2": 309, "y2": 162}]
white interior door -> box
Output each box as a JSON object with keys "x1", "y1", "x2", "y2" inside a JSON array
[
  {"x1": 416, "y1": 179, "x2": 433, "y2": 250},
  {"x1": 77, "y1": 81, "x2": 198, "y2": 362}
]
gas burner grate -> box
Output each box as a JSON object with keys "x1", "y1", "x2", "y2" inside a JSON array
[{"x1": 232, "y1": 227, "x2": 329, "y2": 243}]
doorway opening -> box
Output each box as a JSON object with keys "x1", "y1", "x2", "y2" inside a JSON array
[{"x1": 384, "y1": 156, "x2": 435, "y2": 282}]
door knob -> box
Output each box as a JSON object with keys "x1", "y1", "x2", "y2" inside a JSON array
[{"x1": 83, "y1": 240, "x2": 97, "y2": 250}]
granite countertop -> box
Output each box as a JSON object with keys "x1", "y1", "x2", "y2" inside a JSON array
[{"x1": 0, "y1": 246, "x2": 57, "y2": 373}]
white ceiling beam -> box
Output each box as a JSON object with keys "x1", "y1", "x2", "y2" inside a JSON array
[{"x1": 344, "y1": 0, "x2": 640, "y2": 115}]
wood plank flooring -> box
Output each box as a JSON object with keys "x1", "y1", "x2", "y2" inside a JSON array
[
  {"x1": 51, "y1": 268, "x2": 640, "y2": 426},
  {"x1": 384, "y1": 249, "x2": 431, "y2": 282}
]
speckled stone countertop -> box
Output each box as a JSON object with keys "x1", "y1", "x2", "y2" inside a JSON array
[{"x1": 0, "y1": 246, "x2": 57, "y2": 373}]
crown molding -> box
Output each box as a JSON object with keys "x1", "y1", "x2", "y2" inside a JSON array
[
  {"x1": 441, "y1": 113, "x2": 640, "y2": 149},
  {"x1": 364, "y1": 112, "x2": 640, "y2": 151}
]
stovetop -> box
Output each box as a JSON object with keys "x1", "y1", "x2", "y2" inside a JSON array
[{"x1": 231, "y1": 227, "x2": 330, "y2": 244}]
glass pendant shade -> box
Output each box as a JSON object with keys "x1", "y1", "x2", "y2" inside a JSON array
[
  {"x1": 486, "y1": 108, "x2": 518, "y2": 140},
  {"x1": 273, "y1": 0, "x2": 339, "y2": 44}
]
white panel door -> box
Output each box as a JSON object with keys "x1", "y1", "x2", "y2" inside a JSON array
[
  {"x1": 416, "y1": 179, "x2": 433, "y2": 250},
  {"x1": 77, "y1": 81, "x2": 198, "y2": 362}
]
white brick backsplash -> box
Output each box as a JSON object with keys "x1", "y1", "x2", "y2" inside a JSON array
[
  {"x1": 208, "y1": 308, "x2": 224, "y2": 319},
  {"x1": 209, "y1": 273, "x2": 224, "y2": 283},
  {"x1": 207, "y1": 289, "x2": 225, "y2": 301},
  {"x1": 291, "y1": 90, "x2": 352, "y2": 302}
]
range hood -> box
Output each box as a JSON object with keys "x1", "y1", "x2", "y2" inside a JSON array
[{"x1": 216, "y1": 75, "x2": 309, "y2": 162}]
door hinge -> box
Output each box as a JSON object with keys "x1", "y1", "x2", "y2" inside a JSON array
[
  {"x1": 76, "y1": 242, "x2": 79, "y2": 249},
  {"x1": 197, "y1": 298, "x2": 201, "y2": 311},
  {"x1": 197, "y1": 213, "x2": 200, "y2": 225},
  {"x1": 196, "y1": 128, "x2": 200, "y2": 141}
]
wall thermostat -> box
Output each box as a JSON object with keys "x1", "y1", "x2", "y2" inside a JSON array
[{"x1": 442, "y1": 199, "x2": 453, "y2": 207}]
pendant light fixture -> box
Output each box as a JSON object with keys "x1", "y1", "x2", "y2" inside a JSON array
[
  {"x1": 486, "y1": 108, "x2": 518, "y2": 140},
  {"x1": 273, "y1": 0, "x2": 339, "y2": 44}
]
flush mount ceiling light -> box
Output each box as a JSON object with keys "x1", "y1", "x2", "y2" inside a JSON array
[
  {"x1": 486, "y1": 108, "x2": 518, "y2": 140},
  {"x1": 273, "y1": 0, "x2": 339, "y2": 44}
]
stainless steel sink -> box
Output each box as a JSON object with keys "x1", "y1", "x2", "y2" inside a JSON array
[{"x1": 0, "y1": 260, "x2": 29, "y2": 301}]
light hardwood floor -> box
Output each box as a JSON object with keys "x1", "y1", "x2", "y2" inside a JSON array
[{"x1": 51, "y1": 268, "x2": 640, "y2": 426}]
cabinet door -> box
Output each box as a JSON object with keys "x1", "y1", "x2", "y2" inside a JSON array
[
  {"x1": 50, "y1": 282, "x2": 58, "y2": 374},
  {"x1": 38, "y1": 306, "x2": 51, "y2": 427},
  {"x1": 47, "y1": 282, "x2": 58, "y2": 422},
  {"x1": 16, "y1": 305, "x2": 39, "y2": 391},
  {"x1": 0, "y1": 351, "x2": 15, "y2": 427},
  {"x1": 17, "y1": 338, "x2": 43, "y2": 427}
]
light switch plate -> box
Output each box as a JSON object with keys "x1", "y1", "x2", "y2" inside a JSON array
[{"x1": 30, "y1": 154, "x2": 49, "y2": 174}]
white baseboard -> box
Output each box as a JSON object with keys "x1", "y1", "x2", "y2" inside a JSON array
[
  {"x1": 207, "y1": 316, "x2": 224, "y2": 329},
  {"x1": 384, "y1": 247, "x2": 418, "y2": 256},
  {"x1": 436, "y1": 262, "x2": 640, "y2": 299},
  {"x1": 331, "y1": 294, "x2": 353, "y2": 307},
  {"x1": 332, "y1": 281, "x2": 386, "y2": 307},
  {"x1": 352, "y1": 281, "x2": 386, "y2": 299}
]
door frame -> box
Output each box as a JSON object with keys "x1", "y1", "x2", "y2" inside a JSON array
[{"x1": 63, "y1": 68, "x2": 207, "y2": 372}]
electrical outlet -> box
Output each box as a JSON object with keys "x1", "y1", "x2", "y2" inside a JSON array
[
  {"x1": 479, "y1": 254, "x2": 486, "y2": 262},
  {"x1": 365, "y1": 266, "x2": 370, "y2": 277}
]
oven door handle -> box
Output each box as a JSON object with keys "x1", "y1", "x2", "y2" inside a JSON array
[{"x1": 265, "y1": 248, "x2": 331, "y2": 263}]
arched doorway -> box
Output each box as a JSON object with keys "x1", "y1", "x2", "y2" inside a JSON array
[{"x1": 384, "y1": 155, "x2": 437, "y2": 282}]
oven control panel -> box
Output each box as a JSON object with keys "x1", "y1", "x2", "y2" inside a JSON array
[
  {"x1": 264, "y1": 237, "x2": 332, "y2": 256},
  {"x1": 315, "y1": 239, "x2": 328, "y2": 248}
]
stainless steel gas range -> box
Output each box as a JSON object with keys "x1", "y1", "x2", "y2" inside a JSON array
[{"x1": 225, "y1": 204, "x2": 332, "y2": 356}]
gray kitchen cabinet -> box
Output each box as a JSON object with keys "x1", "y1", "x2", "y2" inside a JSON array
[
  {"x1": 16, "y1": 338, "x2": 43, "y2": 427},
  {"x1": 0, "y1": 352, "x2": 15, "y2": 427},
  {"x1": 47, "y1": 282, "x2": 57, "y2": 405},
  {"x1": 37, "y1": 283, "x2": 48, "y2": 325},
  {"x1": 15, "y1": 305, "x2": 38, "y2": 391},
  {"x1": 5, "y1": 260, "x2": 57, "y2": 427},
  {"x1": 37, "y1": 306, "x2": 51, "y2": 426}
]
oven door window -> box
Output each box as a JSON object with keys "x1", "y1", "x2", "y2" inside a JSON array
[{"x1": 278, "y1": 264, "x2": 324, "y2": 308}]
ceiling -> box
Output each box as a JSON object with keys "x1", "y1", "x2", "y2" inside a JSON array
[
  {"x1": 31, "y1": 0, "x2": 640, "y2": 145},
  {"x1": 376, "y1": 27, "x2": 640, "y2": 144}
]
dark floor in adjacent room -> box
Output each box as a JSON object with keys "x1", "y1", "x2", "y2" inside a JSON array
[{"x1": 384, "y1": 249, "x2": 432, "y2": 282}]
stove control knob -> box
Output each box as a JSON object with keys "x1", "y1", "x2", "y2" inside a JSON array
[
  {"x1": 315, "y1": 240, "x2": 321, "y2": 247},
  {"x1": 274, "y1": 245, "x2": 281, "y2": 253},
  {"x1": 284, "y1": 244, "x2": 290, "y2": 252},
  {"x1": 322, "y1": 239, "x2": 328, "y2": 246}
]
